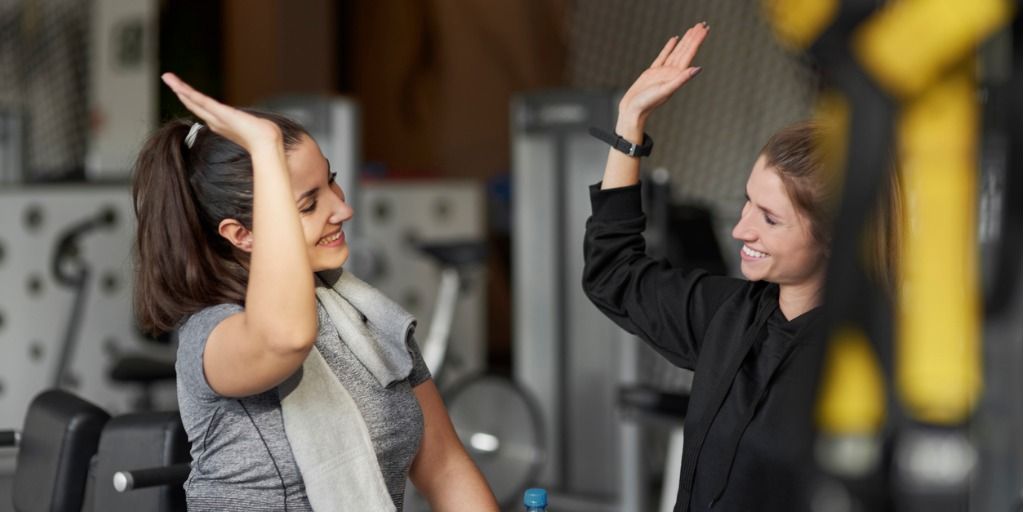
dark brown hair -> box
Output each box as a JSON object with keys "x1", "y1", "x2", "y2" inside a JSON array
[
  {"x1": 761, "y1": 121, "x2": 903, "y2": 290},
  {"x1": 132, "y1": 110, "x2": 307, "y2": 335}
]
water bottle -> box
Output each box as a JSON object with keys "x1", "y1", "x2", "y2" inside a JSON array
[{"x1": 524, "y1": 488, "x2": 548, "y2": 511}]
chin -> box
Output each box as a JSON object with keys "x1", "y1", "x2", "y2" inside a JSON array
[
  {"x1": 739, "y1": 264, "x2": 768, "y2": 282},
  {"x1": 313, "y1": 248, "x2": 350, "y2": 272}
]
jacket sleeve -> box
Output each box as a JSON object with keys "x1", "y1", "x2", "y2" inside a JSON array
[{"x1": 582, "y1": 182, "x2": 743, "y2": 370}]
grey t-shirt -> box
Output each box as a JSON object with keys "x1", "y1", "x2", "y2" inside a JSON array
[{"x1": 176, "y1": 303, "x2": 432, "y2": 511}]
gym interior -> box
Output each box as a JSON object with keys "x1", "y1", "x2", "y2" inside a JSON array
[{"x1": 0, "y1": 1, "x2": 1019, "y2": 511}]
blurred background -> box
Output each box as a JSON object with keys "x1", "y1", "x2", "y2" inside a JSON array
[{"x1": 0, "y1": 0, "x2": 1019, "y2": 511}]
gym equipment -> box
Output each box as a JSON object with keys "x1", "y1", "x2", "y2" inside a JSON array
[
  {"x1": 414, "y1": 241, "x2": 546, "y2": 510},
  {"x1": 0, "y1": 389, "x2": 109, "y2": 512},
  {"x1": 764, "y1": 0, "x2": 1019, "y2": 509},
  {"x1": 50, "y1": 207, "x2": 118, "y2": 389},
  {"x1": 91, "y1": 412, "x2": 190, "y2": 512},
  {"x1": 0, "y1": 187, "x2": 155, "y2": 430},
  {"x1": 107, "y1": 346, "x2": 177, "y2": 412},
  {"x1": 1, "y1": 388, "x2": 189, "y2": 512},
  {"x1": 446, "y1": 374, "x2": 545, "y2": 509},
  {"x1": 357, "y1": 181, "x2": 488, "y2": 387},
  {"x1": 511, "y1": 90, "x2": 622, "y2": 504}
]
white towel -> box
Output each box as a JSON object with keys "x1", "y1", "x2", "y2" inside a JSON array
[
  {"x1": 313, "y1": 268, "x2": 415, "y2": 387},
  {"x1": 278, "y1": 269, "x2": 417, "y2": 511}
]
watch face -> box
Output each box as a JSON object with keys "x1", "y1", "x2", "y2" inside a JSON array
[{"x1": 631, "y1": 134, "x2": 652, "y2": 157}]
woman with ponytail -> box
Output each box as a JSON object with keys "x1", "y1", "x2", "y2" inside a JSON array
[{"x1": 133, "y1": 74, "x2": 498, "y2": 511}]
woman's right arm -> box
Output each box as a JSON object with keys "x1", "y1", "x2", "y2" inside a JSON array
[{"x1": 163, "y1": 73, "x2": 317, "y2": 398}]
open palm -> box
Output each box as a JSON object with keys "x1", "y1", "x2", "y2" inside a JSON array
[
  {"x1": 161, "y1": 72, "x2": 282, "y2": 152},
  {"x1": 620, "y1": 22, "x2": 709, "y2": 122}
]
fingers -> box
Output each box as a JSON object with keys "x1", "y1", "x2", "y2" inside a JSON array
[
  {"x1": 649, "y1": 67, "x2": 701, "y2": 102},
  {"x1": 650, "y1": 36, "x2": 680, "y2": 68},
  {"x1": 666, "y1": 67, "x2": 701, "y2": 92},
  {"x1": 161, "y1": 73, "x2": 205, "y2": 108},
  {"x1": 160, "y1": 72, "x2": 188, "y2": 92},
  {"x1": 174, "y1": 91, "x2": 214, "y2": 123},
  {"x1": 161, "y1": 72, "x2": 224, "y2": 125},
  {"x1": 666, "y1": 21, "x2": 709, "y2": 69}
]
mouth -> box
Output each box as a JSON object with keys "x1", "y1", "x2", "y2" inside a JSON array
[
  {"x1": 317, "y1": 229, "x2": 345, "y2": 247},
  {"x1": 741, "y1": 244, "x2": 769, "y2": 260}
]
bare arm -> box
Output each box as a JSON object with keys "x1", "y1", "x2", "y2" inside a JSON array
[
  {"x1": 601, "y1": 22, "x2": 709, "y2": 190},
  {"x1": 409, "y1": 380, "x2": 499, "y2": 511},
  {"x1": 162, "y1": 73, "x2": 318, "y2": 398}
]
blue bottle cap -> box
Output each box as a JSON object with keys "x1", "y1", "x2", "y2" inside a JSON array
[{"x1": 524, "y1": 488, "x2": 547, "y2": 507}]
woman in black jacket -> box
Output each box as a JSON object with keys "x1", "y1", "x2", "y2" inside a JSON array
[{"x1": 582, "y1": 23, "x2": 898, "y2": 511}]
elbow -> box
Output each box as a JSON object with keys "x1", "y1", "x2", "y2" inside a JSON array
[
  {"x1": 581, "y1": 279, "x2": 597, "y2": 306},
  {"x1": 581, "y1": 267, "x2": 606, "y2": 305},
  {"x1": 245, "y1": 300, "x2": 319, "y2": 354},
  {"x1": 260, "y1": 322, "x2": 318, "y2": 355},
  {"x1": 581, "y1": 263, "x2": 598, "y2": 295}
]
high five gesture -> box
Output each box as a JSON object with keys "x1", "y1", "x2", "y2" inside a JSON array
[{"x1": 602, "y1": 22, "x2": 709, "y2": 189}]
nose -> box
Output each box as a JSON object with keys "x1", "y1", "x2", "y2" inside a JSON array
[
  {"x1": 327, "y1": 189, "x2": 354, "y2": 224},
  {"x1": 731, "y1": 204, "x2": 755, "y2": 242}
]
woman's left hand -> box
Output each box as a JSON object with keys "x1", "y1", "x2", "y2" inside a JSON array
[{"x1": 617, "y1": 22, "x2": 710, "y2": 129}]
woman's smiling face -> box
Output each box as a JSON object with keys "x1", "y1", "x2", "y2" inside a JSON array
[
  {"x1": 287, "y1": 134, "x2": 354, "y2": 272},
  {"x1": 731, "y1": 154, "x2": 827, "y2": 288}
]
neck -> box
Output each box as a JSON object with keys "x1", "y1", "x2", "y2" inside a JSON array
[{"x1": 777, "y1": 279, "x2": 823, "y2": 321}]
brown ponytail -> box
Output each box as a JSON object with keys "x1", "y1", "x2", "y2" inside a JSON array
[{"x1": 132, "y1": 111, "x2": 307, "y2": 335}]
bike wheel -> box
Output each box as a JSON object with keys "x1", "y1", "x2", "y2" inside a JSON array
[{"x1": 444, "y1": 373, "x2": 545, "y2": 509}]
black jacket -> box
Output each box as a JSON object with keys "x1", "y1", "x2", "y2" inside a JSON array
[{"x1": 582, "y1": 183, "x2": 825, "y2": 511}]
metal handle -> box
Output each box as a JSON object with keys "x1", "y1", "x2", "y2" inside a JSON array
[
  {"x1": 113, "y1": 463, "x2": 190, "y2": 492},
  {"x1": 0, "y1": 430, "x2": 20, "y2": 447}
]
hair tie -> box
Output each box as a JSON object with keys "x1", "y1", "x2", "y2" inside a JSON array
[{"x1": 184, "y1": 123, "x2": 204, "y2": 148}]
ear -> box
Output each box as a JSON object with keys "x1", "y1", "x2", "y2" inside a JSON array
[{"x1": 218, "y1": 218, "x2": 253, "y2": 252}]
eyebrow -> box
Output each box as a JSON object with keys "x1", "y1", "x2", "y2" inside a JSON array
[
  {"x1": 298, "y1": 187, "x2": 318, "y2": 203},
  {"x1": 745, "y1": 192, "x2": 782, "y2": 219}
]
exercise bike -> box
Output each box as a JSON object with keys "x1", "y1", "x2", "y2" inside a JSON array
[{"x1": 412, "y1": 240, "x2": 546, "y2": 510}]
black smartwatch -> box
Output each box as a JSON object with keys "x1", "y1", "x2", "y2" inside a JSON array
[{"x1": 588, "y1": 127, "x2": 654, "y2": 158}]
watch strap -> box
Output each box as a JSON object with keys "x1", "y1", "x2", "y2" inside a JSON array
[{"x1": 588, "y1": 127, "x2": 653, "y2": 157}]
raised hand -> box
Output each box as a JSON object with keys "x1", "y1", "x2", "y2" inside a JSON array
[
  {"x1": 600, "y1": 23, "x2": 709, "y2": 189},
  {"x1": 618, "y1": 22, "x2": 709, "y2": 128},
  {"x1": 161, "y1": 72, "x2": 282, "y2": 153}
]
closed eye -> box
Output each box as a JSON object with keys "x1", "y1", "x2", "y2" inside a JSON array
[
  {"x1": 746, "y1": 193, "x2": 779, "y2": 226},
  {"x1": 300, "y1": 168, "x2": 339, "y2": 215}
]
